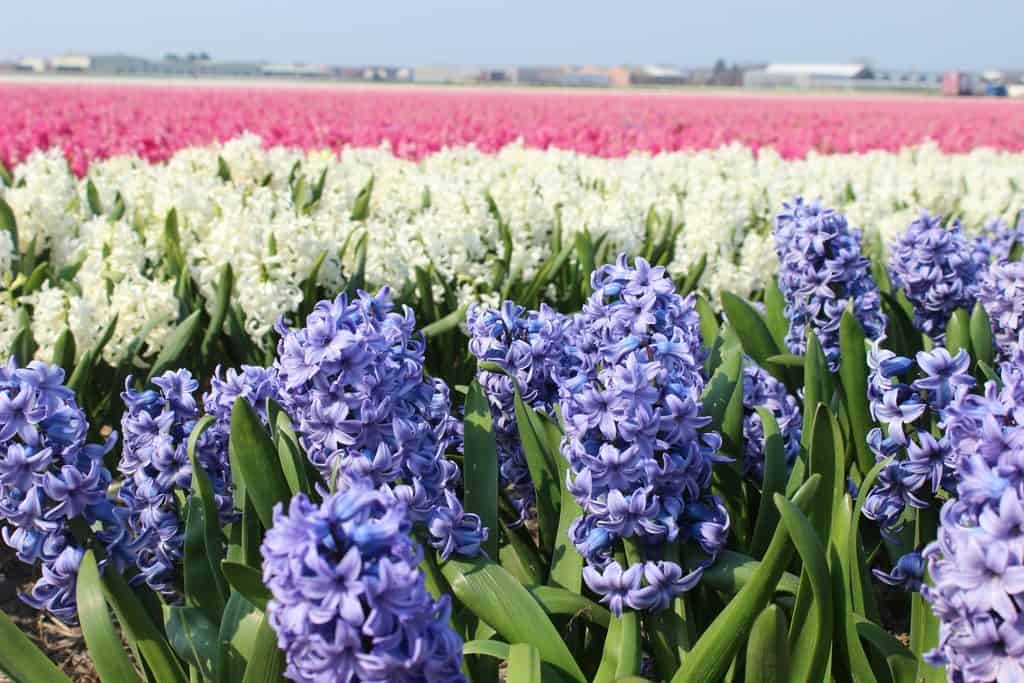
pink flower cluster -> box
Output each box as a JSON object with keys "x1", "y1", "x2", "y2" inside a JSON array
[{"x1": 2, "y1": 82, "x2": 1023, "y2": 174}]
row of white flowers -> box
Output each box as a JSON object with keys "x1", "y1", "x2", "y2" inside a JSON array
[{"x1": 2, "y1": 134, "x2": 1022, "y2": 363}]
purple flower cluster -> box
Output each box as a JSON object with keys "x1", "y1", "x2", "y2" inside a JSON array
[
  {"x1": 203, "y1": 364, "x2": 280, "y2": 426},
  {"x1": 262, "y1": 481, "x2": 466, "y2": 683},
  {"x1": 861, "y1": 342, "x2": 973, "y2": 534},
  {"x1": 888, "y1": 212, "x2": 984, "y2": 341},
  {"x1": 977, "y1": 211, "x2": 1024, "y2": 263},
  {"x1": 0, "y1": 360, "x2": 120, "y2": 621},
  {"x1": 274, "y1": 288, "x2": 485, "y2": 560},
  {"x1": 467, "y1": 301, "x2": 569, "y2": 525},
  {"x1": 922, "y1": 340, "x2": 1024, "y2": 681},
  {"x1": 559, "y1": 255, "x2": 729, "y2": 615},
  {"x1": 117, "y1": 369, "x2": 229, "y2": 596},
  {"x1": 774, "y1": 197, "x2": 886, "y2": 370},
  {"x1": 979, "y1": 259, "x2": 1024, "y2": 360},
  {"x1": 741, "y1": 360, "x2": 802, "y2": 483}
]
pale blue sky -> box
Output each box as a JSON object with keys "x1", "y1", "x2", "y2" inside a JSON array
[{"x1": 5, "y1": 0, "x2": 1022, "y2": 70}]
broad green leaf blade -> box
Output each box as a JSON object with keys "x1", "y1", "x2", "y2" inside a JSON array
[
  {"x1": 854, "y1": 616, "x2": 919, "y2": 683},
  {"x1": 839, "y1": 309, "x2": 874, "y2": 474},
  {"x1": 527, "y1": 585, "x2": 610, "y2": 627},
  {"x1": 764, "y1": 277, "x2": 789, "y2": 350},
  {"x1": 240, "y1": 615, "x2": 285, "y2": 683},
  {"x1": 421, "y1": 304, "x2": 468, "y2": 337},
  {"x1": 969, "y1": 302, "x2": 994, "y2": 372},
  {"x1": 463, "y1": 639, "x2": 512, "y2": 660},
  {"x1": 185, "y1": 415, "x2": 228, "y2": 614},
  {"x1": 217, "y1": 592, "x2": 263, "y2": 683},
  {"x1": 0, "y1": 607, "x2": 72, "y2": 682},
  {"x1": 0, "y1": 196, "x2": 18, "y2": 254},
  {"x1": 695, "y1": 294, "x2": 719, "y2": 350},
  {"x1": 749, "y1": 408, "x2": 789, "y2": 558},
  {"x1": 274, "y1": 410, "x2": 317, "y2": 497},
  {"x1": 593, "y1": 609, "x2": 640, "y2": 683},
  {"x1": 513, "y1": 389, "x2": 561, "y2": 563},
  {"x1": 217, "y1": 156, "x2": 232, "y2": 182},
  {"x1": 52, "y1": 327, "x2": 76, "y2": 375},
  {"x1": 680, "y1": 253, "x2": 706, "y2": 295},
  {"x1": 229, "y1": 397, "x2": 292, "y2": 529},
  {"x1": 507, "y1": 643, "x2": 543, "y2": 683},
  {"x1": 166, "y1": 607, "x2": 220, "y2": 681},
  {"x1": 86, "y1": 179, "x2": 103, "y2": 215},
  {"x1": 147, "y1": 310, "x2": 202, "y2": 381},
  {"x1": 222, "y1": 561, "x2": 271, "y2": 612},
  {"x1": 439, "y1": 555, "x2": 586, "y2": 682},
  {"x1": 201, "y1": 263, "x2": 233, "y2": 358},
  {"x1": 670, "y1": 475, "x2": 821, "y2": 683},
  {"x1": 101, "y1": 570, "x2": 188, "y2": 683},
  {"x1": 350, "y1": 176, "x2": 374, "y2": 221},
  {"x1": 744, "y1": 604, "x2": 789, "y2": 683},
  {"x1": 685, "y1": 549, "x2": 800, "y2": 597},
  {"x1": 76, "y1": 550, "x2": 142, "y2": 683},
  {"x1": 776, "y1": 495, "x2": 833, "y2": 683},
  {"x1": 720, "y1": 292, "x2": 783, "y2": 380},
  {"x1": 829, "y1": 495, "x2": 878, "y2": 683},
  {"x1": 463, "y1": 380, "x2": 499, "y2": 559},
  {"x1": 945, "y1": 308, "x2": 971, "y2": 357}
]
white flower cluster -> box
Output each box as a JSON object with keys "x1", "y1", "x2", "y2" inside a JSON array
[{"x1": 1, "y1": 135, "x2": 1022, "y2": 364}]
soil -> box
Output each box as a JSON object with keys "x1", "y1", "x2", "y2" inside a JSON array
[{"x1": 0, "y1": 544, "x2": 99, "y2": 683}]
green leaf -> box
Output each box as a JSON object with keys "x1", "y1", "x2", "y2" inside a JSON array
[
  {"x1": 680, "y1": 254, "x2": 706, "y2": 295},
  {"x1": 829, "y1": 494, "x2": 878, "y2": 683},
  {"x1": 164, "y1": 209, "x2": 186, "y2": 278},
  {"x1": 101, "y1": 570, "x2": 188, "y2": 683},
  {"x1": 748, "y1": 408, "x2": 789, "y2": 558},
  {"x1": 513, "y1": 388, "x2": 561, "y2": 564},
  {"x1": 744, "y1": 605, "x2": 789, "y2": 683},
  {"x1": 217, "y1": 592, "x2": 263, "y2": 683},
  {"x1": 686, "y1": 549, "x2": 800, "y2": 597},
  {"x1": 240, "y1": 615, "x2": 285, "y2": 683},
  {"x1": 969, "y1": 302, "x2": 994, "y2": 371},
  {"x1": 166, "y1": 607, "x2": 220, "y2": 681},
  {"x1": 350, "y1": 175, "x2": 374, "y2": 221},
  {"x1": 274, "y1": 410, "x2": 316, "y2": 497},
  {"x1": 526, "y1": 585, "x2": 610, "y2": 628},
  {"x1": 764, "y1": 277, "x2": 789, "y2": 350},
  {"x1": 945, "y1": 308, "x2": 971, "y2": 357},
  {"x1": 439, "y1": 555, "x2": 586, "y2": 682},
  {"x1": 76, "y1": 550, "x2": 142, "y2": 683},
  {"x1": 229, "y1": 397, "x2": 292, "y2": 529},
  {"x1": 52, "y1": 327, "x2": 76, "y2": 375},
  {"x1": 593, "y1": 601, "x2": 640, "y2": 683},
  {"x1": 765, "y1": 353, "x2": 804, "y2": 367},
  {"x1": 0, "y1": 607, "x2": 72, "y2": 682},
  {"x1": 201, "y1": 263, "x2": 233, "y2": 358},
  {"x1": 11, "y1": 307, "x2": 36, "y2": 366},
  {"x1": 720, "y1": 291, "x2": 785, "y2": 382},
  {"x1": 0, "y1": 159, "x2": 11, "y2": 186},
  {"x1": 110, "y1": 192, "x2": 126, "y2": 221},
  {"x1": 670, "y1": 475, "x2": 820, "y2": 683},
  {"x1": 421, "y1": 304, "x2": 468, "y2": 337},
  {"x1": 854, "y1": 616, "x2": 919, "y2": 683},
  {"x1": 147, "y1": 310, "x2": 202, "y2": 381},
  {"x1": 463, "y1": 640, "x2": 511, "y2": 660},
  {"x1": 508, "y1": 643, "x2": 543, "y2": 683},
  {"x1": 881, "y1": 291, "x2": 922, "y2": 360},
  {"x1": 22, "y1": 262, "x2": 48, "y2": 294},
  {"x1": 217, "y1": 156, "x2": 232, "y2": 182},
  {"x1": 182, "y1": 495, "x2": 227, "y2": 621},
  {"x1": 463, "y1": 381, "x2": 500, "y2": 559},
  {"x1": 0, "y1": 196, "x2": 17, "y2": 254},
  {"x1": 775, "y1": 495, "x2": 832, "y2": 683},
  {"x1": 839, "y1": 309, "x2": 874, "y2": 475},
  {"x1": 695, "y1": 294, "x2": 720, "y2": 349},
  {"x1": 221, "y1": 561, "x2": 271, "y2": 612},
  {"x1": 86, "y1": 179, "x2": 103, "y2": 215}
]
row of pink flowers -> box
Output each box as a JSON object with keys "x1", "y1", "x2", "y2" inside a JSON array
[{"x1": 3, "y1": 82, "x2": 1024, "y2": 174}]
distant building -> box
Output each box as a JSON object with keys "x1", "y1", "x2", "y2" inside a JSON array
[
  {"x1": 15, "y1": 57, "x2": 47, "y2": 73},
  {"x1": 413, "y1": 65, "x2": 486, "y2": 84},
  {"x1": 51, "y1": 55, "x2": 91, "y2": 73},
  {"x1": 744, "y1": 63, "x2": 873, "y2": 89},
  {"x1": 261, "y1": 64, "x2": 330, "y2": 78},
  {"x1": 629, "y1": 65, "x2": 687, "y2": 86}
]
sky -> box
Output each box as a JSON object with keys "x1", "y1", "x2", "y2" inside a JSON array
[{"x1": 4, "y1": 0, "x2": 1022, "y2": 71}]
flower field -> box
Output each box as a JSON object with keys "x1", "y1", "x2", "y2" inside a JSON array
[
  {"x1": 1, "y1": 84, "x2": 1024, "y2": 683},
  {"x1": 3, "y1": 82, "x2": 1024, "y2": 173}
]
